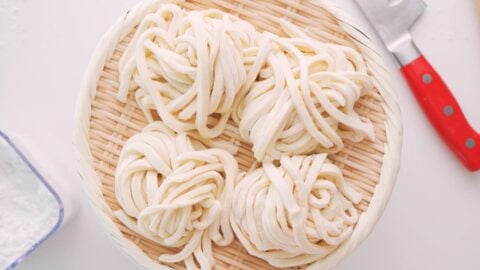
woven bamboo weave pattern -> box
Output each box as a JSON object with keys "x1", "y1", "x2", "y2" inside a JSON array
[{"x1": 79, "y1": 0, "x2": 399, "y2": 269}]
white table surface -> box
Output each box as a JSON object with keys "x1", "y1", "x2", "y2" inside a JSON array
[{"x1": 1, "y1": 0, "x2": 480, "y2": 269}]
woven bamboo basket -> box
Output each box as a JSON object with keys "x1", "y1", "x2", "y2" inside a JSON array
[{"x1": 74, "y1": 0, "x2": 402, "y2": 269}]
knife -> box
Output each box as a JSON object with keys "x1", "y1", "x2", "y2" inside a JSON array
[{"x1": 355, "y1": 0, "x2": 480, "y2": 171}]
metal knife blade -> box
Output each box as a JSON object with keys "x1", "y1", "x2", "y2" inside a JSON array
[{"x1": 355, "y1": 0, "x2": 426, "y2": 65}]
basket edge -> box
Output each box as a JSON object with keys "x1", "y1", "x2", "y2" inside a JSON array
[{"x1": 71, "y1": 0, "x2": 404, "y2": 269}]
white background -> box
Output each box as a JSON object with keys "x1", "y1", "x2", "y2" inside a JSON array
[{"x1": 1, "y1": 0, "x2": 480, "y2": 269}]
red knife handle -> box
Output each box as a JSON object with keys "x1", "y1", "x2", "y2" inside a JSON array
[{"x1": 401, "y1": 55, "x2": 480, "y2": 171}]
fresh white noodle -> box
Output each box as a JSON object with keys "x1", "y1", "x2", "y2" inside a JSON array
[
  {"x1": 234, "y1": 21, "x2": 375, "y2": 161},
  {"x1": 114, "y1": 122, "x2": 238, "y2": 270},
  {"x1": 230, "y1": 154, "x2": 362, "y2": 267},
  {"x1": 118, "y1": 4, "x2": 257, "y2": 139},
  {"x1": 114, "y1": 4, "x2": 376, "y2": 269}
]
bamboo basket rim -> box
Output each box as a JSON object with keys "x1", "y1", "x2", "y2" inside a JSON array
[{"x1": 73, "y1": 0, "x2": 402, "y2": 269}]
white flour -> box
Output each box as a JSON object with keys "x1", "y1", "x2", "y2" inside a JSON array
[{"x1": 0, "y1": 136, "x2": 60, "y2": 269}]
